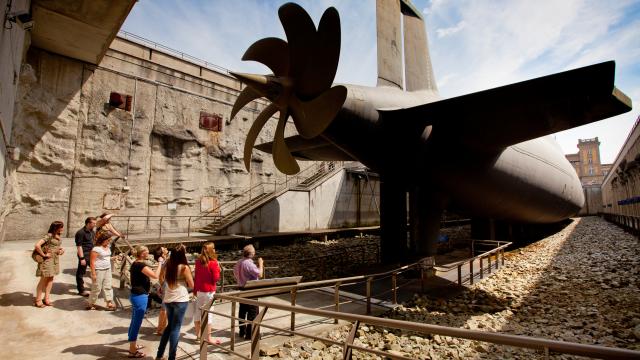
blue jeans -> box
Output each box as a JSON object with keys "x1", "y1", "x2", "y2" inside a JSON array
[
  {"x1": 157, "y1": 301, "x2": 188, "y2": 360},
  {"x1": 128, "y1": 293, "x2": 148, "y2": 342}
]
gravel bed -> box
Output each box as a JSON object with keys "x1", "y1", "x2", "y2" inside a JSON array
[{"x1": 265, "y1": 217, "x2": 640, "y2": 359}]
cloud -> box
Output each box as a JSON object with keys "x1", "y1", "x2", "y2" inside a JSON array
[{"x1": 436, "y1": 20, "x2": 466, "y2": 38}]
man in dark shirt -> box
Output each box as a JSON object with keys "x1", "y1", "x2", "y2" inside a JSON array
[{"x1": 75, "y1": 217, "x2": 96, "y2": 296}]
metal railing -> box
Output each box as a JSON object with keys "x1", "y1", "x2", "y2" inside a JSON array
[
  {"x1": 200, "y1": 161, "x2": 343, "y2": 219},
  {"x1": 117, "y1": 30, "x2": 232, "y2": 75},
  {"x1": 602, "y1": 213, "x2": 640, "y2": 237},
  {"x1": 110, "y1": 215, "x2": 222, "y2": 239},
  {"x1": 434, "y1": 239, "x2": 512, "y2": 286},
  {"x1": 200, "y1": 294, "x2": 640, "y2": 360}
]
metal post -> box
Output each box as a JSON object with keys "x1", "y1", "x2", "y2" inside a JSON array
[
  {"x1": 159, "y1": 216, "x2": 163, "y2": 239},
  {"x1": 199, "y1": 301, "x2": 209, "y2": 360},
  {"x1": 457, "y1": 265, "x2": 462, "y2": 285},
  {"x1": 290, "y1": 289, "x2": 297, "y2": 332},
  {"x1": 366, "y1": 277, "x2": 372, "y2": 315},
  {"x1": 488, "y1": 255, "x2": 492, "y2": 274},
  {"x1": 126, "y1": 217, "x2": 131, "y2": 237},
  {"x1": 188, "y1": 217, "x2": 192, "y2": 237},
  {"x1": 480, "y1": 257, "x2": 484, "y2": 279},
  {"x1": 334, "y1": 282, "x2": 340, "y2": 324},
  {"x1": 495, "y1": 251, "x2": 499, "y2": 270},
  {"x1": 250, "y1": 306, "x2": 269, "y2": 360},
  {"x1": 501, "y1": 249, "x2": 505, "y2": 266},
  {"x1": 230, "y1": 301, "x2": 236, "y2": 351},
  {"x1": 392, "y1": 272, "x2": 398, "y2": 304},
  {"x1": 469, "y1": 260, "x2": 474, "y2": 285}
]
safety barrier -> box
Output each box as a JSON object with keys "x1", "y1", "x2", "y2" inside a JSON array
[
  {"x1": 435, "y1": 240, "x2": 511, "y2": 286},
  {"x1": 199, "y1": 294, "x2": 640, "y2": 360},
  {"x1": 602, "y1": 213, "x2": 640, "y2": 236}
]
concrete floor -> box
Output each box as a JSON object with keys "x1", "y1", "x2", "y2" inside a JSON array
[{"x1": 0, "y1": 238, "x2": 391, "y2": 359}]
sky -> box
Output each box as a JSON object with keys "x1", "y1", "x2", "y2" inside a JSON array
[{"x1": 122, "y1": 0, "x2": 640, "y2": 164}]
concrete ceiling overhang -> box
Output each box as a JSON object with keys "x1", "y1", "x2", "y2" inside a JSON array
[{"x1": 30, "y1": 0, "x2": 136, "y2": 64}]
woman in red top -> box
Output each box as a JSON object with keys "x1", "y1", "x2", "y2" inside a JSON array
[{"x1": 193, "y1": 242, "x2": 221, "y2": 343}]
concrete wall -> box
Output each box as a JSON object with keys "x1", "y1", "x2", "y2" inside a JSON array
[
  {"x1": 1, "y1": 36, "x2": 300, "y2": 240},
  {"x1": 225, "y1": 170, "x2": 380, "y2": 234},
  {"x1": 579, "y1": 185, "x2": 603, "y2": 216},
  {"x1": 0, "y1": 0, "x2": 30, "y2": 242}
]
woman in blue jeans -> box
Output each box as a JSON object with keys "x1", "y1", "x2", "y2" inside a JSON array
[
  {"x1": 156, "y1": 244, "x2": 193, "y2": 360},
  {"x1": 127, "y1": 245, "x2": 163, "y2": 358}
]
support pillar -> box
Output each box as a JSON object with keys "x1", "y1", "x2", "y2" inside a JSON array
[
  {"x1": 380, "y1": 178, "x2": 407, "y2": 263},
  {"x1": 409, "y1": 187, "x2": 443, "y2": 257}
]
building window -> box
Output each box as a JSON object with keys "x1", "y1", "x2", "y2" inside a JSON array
[
  {"x1": 588, "y1": 158, "x2": 592, "y2": 164},
  {"x1": 588, "y1": 149, "x2": 592, "y2": 155},
  {"x1": 603, "y1": 170, "x2": 608, "y2": 176},
  {"x1": 589, "y1": 167, "x2": 594, "y2": 175}
]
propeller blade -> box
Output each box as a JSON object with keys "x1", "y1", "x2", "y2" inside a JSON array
[
  {"x1": 272, "y1": 109, "x2": 300, "y2": 175},
  {"x1": 242, "y1": 37, "x2": 290, "y2": 77},
  {"x1": 297, "y1": 7, "x2": 341, "y2": 99},
  {"x1": 294, "y1": 85, "x2": 347, "y2": 139},
  {"x1": 278, "y1": 2, "x2": 316, "y2": 80},
  {"x1": 231, "y1": 86, "x2": 262, "y2": 121},
  {"x1": 244, "y1": 103, "x2": 278, "y2": 172}
]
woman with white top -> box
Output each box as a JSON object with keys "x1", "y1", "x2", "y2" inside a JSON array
[
  {"x1": 87, "y1": 229, "x2": 116, "y2": 310},
  {"x1": 156, "y1": 244, "x2": 194, "y2": 360}
]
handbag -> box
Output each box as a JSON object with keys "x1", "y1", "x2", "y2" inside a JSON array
[{"x1": 31, "y1": 235, "x2": 51, "y2": 263}]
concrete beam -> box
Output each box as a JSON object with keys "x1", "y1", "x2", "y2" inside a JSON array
[{"x1": 31, "y1": 0, "x2": 135, "y2": 64}]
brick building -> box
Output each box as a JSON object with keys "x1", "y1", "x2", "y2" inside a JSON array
[{"x1": 565, "y1": 137, "x2": 612, "y2": 186}]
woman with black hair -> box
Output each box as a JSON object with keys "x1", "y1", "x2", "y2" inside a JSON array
[
  {"x1": 33, "y1": 221, "x2": 65, "y2": 307},
  {"x1": 156, "y1": 244, "x2": 194, "y2": 360}
]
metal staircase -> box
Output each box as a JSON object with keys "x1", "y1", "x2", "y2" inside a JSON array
[{"x1": 198, "y1": 161, "x2": 344, "y2": 234}]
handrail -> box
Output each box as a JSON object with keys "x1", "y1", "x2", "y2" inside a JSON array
[
  {"x1": 221, "y1": 256, "x2": 429, "y2": 299},
  {"x1": 117, "y1": 30, "x2": 232, "y2": 75},
  {"x1": 111, "y1": 215, "x2": 221, "y2": 239},
  {"x1": 435, "y1": 240, "x2": 511, "y2": 271},
  {"x1": 194, "y1": 161, "x2": 344, "y2": 229},
  {"x1": 206, "y1": 294, "x2": 640, "y2": 360}
]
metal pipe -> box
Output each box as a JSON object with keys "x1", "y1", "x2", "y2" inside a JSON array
[
  {"x1": 334, "y1": 282, "x2": 340, "y2": 324},
  {"x1": 392, "y1": 272, "x2": 398, "y2": 304},
  {"x1": 366, "y1": 277, "x2": 372, "y2": 314},
  {"x1": 290, "y1": 289, "x2": 297, "y2": 332}
]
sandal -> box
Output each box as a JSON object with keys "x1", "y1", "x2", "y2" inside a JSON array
[
  {"x1": 86, "y1": 304, "x2": 96, "y2": 310},
  {"x1": 135, "y1": 345, "x2": 144, "y2": 350},
  {"x1": 127, "y1": 350, "x2": 145, "y2": 358},
  {"x1": 34, "y1": 300, "x2": 45, "y2": 308},
  {"x1": 106, "y1": 303, "x2": 116, "y2": 311},
  {"x1": 43, "y1": 299, "x2": 53, "y2": 306}
]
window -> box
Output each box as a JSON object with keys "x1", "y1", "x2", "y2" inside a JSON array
[
  {"x1": 588, "y1": 158, "x2": 592, "y2": 164},
  {"x1": 589, "y1": 167, "x2": 594, "y2": 175},
  {"x1": 588, "y1": 149, "x2": 592, "y2": 155}
]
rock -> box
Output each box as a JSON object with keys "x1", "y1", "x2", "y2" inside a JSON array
[
  {"x1": 259, "y1": 347, "x2": 279, "y2": 356},
  {"x1": 311, "y1": 341, "x2": 326, "y2": 351}
]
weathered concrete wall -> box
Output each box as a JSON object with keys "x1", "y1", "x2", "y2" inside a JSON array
[
  {"x1": 225, "y1": 170, "x2": 380, "y2": 234},
  {"x1": 2, "y1": 37, "x2": 294, "y2": 240},
  {"x1": 0, "y1": 0, "x2": 30, "y2": 242},
  {"x1": 578, "y1": 186, "x2": 603, "y2": 216}
]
